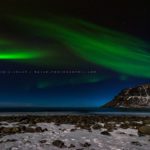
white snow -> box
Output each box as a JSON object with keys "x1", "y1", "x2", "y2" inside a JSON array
[{"x1": 0, "y1": 122, "x2": 150, "y2": 150}]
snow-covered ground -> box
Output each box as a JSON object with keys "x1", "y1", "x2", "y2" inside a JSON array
[{"x1": 0, "y1": 122, "x2": 149, "y2": 150}]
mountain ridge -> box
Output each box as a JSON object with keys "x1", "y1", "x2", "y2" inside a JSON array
[{"x1": 104, "y1": 84, "x2": 150, "y2": 108}]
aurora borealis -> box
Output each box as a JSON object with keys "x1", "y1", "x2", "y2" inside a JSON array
[
  {"x1": 0, "y1": 0, "x2": 150, "y2": 107},
  {"x1": 13, "y1": 16, "x2": 150, "y2": 78},
  {"x1": 0, "y1": 51, "x2": 42, "y2": 59},
  {"x1": 1, "y1": 16, "x2": 150, "y2": 77}
]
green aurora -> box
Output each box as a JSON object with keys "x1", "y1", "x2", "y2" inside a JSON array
[
  {"x1": 0, "y1": 39, "x2": 44, "y2": 59},
  {"x1": 0, "y1": 50, "x2": 42, "y2": 59},
  {"x1": 37, "y1": 74, "x2": 106, "y2": 89},
  {"x1": 1, "y1": 16, "x2": 150, "y2": 78}
]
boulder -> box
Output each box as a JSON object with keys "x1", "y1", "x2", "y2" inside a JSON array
[
  {"x1": 138, "y1": 126, "x2": 150, "y2": 135},
  {"x1": 52, "y1": 140, "x2": 67, "y2": 148},
  {"x1": 101, "y1": 131, "x2": 111, "y2": 136}
]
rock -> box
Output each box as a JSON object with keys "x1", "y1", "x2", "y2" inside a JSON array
[
  {"x1": 0, "y1": 127, "x2": 20, "y2": 134},
  {"x1": 0, "y1": 126, "x2": 43, "y2": 134},
  {"x1": 23, "y1": 126, "x2": 45, "y2": 133},
  {"x1": 68, "y1": 144, "x2": 75, "y2": 148},
  {"x1": 120, "y1": 123, "x2": 129, "y2": 129},
  {"x1": 11, "y1": 127, "x2": 20, "y2": 133},
  {"x1": 35, "y1": 127, "x2": 43, "y2": 132},
  {"x1": 76, "y1": 122, "x2": 91, "y2": 130},
  {"x1": 25, "y1": 127, "x2": 36, "y2": 133},
  {"x1": 118, "y1": 131, "x2": 126, "y2": 135},
  {"x1": 55, "y1": 123, "x2": 60, "y2": 126},
  {"x1": 92, "y1": 124, "x2": 102, "y2": 130},
  {"x1": 131, "y1": 141, "x2": 142, "y2": 146},
  {"x1": 0, "y1": 125, "x2": 46, "y2": 134},
  {"x1": 80, "y1": 142, "x2": 91, "y2": 147},
  {"x1": 29, "y1": 120, "x2": 36, "y2": 125},
  {"x1": 2, "y1": 127, "x2": 12, "y2": 133},
  {"x1": 8, "y1": 139, "x2": 17, "y2": 142},
  {"x1": 129, "y1": 134, "x2": 136, "y2": 137},
  {"x1": 104, "y1": 124, "x2": 115, "y2": 132},
  {"x1": 138, "y1": 126, "x2": 150, "y2": 135},
  {"x1": 24, "y1": 140, "x2": 31, "y2": 144},
  {"x1": 20, "y1": 118, "x2": 29, "y2": 124},
  {"x1": 40, "y1": 140, "x2": 47, "y2": 143},
  {"x1": 52, "y1": 140, "x2": 67, "y2": 148},
  {"x1": 143, "y1": 120, "x2": 150, "y2": 125},
  {"x1": 70, "y1": 128, "x2": 76, "y2": 132},
  {"x1": 130, "y1": 121, "x2": 143, "y2": 129},
  {"x1": 20, "y1": 126, "x2": 26, "y2": 132},
  {"x1": 42, "y1": 128, "x2": 48, "y2": 132},
  {"x1": 101, "y1": 131, "x2": 111, "y2": 136}
]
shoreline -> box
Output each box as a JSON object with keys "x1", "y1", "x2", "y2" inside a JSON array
[
  {"x1": 0, "y1": 111, "x2": 150, "y2": 117},
  {"x1": 0, "y1": 114, "x2": 150, "y2": 120}
]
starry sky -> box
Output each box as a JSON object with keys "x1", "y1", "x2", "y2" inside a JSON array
[{"x1": 0, "y1": 0, "x2": 150, "y2": 107}]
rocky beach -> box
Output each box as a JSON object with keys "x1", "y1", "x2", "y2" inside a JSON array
[{"x1": 0, "y1": 115, "x2": 150, "y2": 150}]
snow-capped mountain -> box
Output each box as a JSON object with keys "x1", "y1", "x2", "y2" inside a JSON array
[{"x1": 104, "y1": 84, "x2": 150, "y2": 108}]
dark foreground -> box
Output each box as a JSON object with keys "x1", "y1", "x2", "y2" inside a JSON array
[{"x1": 0, "y1": 115, "x2": 150, "y2": 150}]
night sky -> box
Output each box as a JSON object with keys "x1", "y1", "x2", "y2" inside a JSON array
[{"x1": 0, "y1": 0, "x2": 150, "y2": 107}]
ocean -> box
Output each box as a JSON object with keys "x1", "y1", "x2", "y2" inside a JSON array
[{"x1": 0, "y1": 107, "x2": 150, "y2": 116}]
